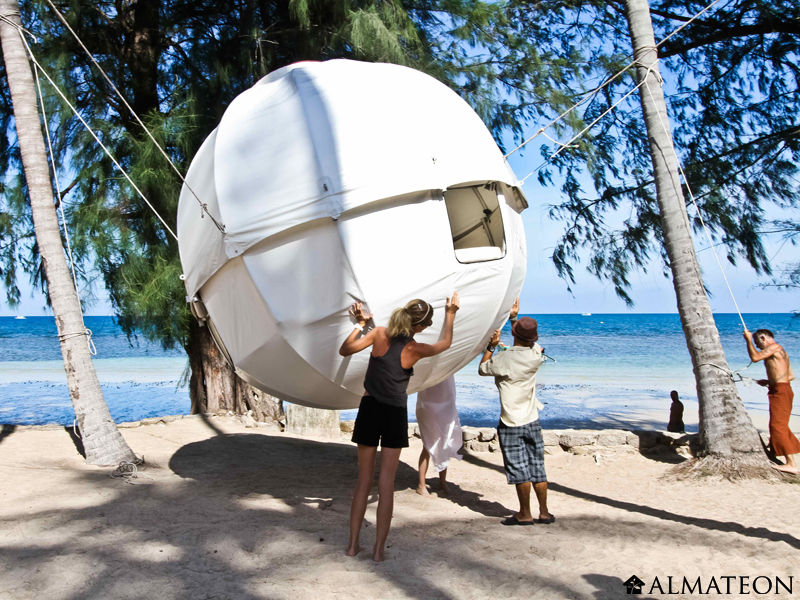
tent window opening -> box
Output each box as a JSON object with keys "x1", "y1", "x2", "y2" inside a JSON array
[{"x1": 443, "y1": 184, "x2": 506, "y2": 263}]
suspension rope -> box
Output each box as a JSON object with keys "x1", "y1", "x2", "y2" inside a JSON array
[
  {"x1": 41, "y1": 0, "x2": 225, "y2": 234},
  {"x1": 507, "y1": 0, "x2": 723, "y2": 160},
  {"x1": 31, "y1": 38, "x2": 83, "y2": 307},
  {"x1": 16, "y1": 29, "x2": 179, "y2": 242},
  {"x1": 640, "y1": 75, "x2": 748, "y2": 330},
  {"x1": 519, "y1": 77, "x2": 648, "y2": 184}
]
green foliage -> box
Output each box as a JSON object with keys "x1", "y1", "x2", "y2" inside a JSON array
[
  {"x1": 5, "y1": 0, "x2": 795, "y2": 339},
  {"x1": 499, "y1": 0, "x2": 799, "y2": 301},
  {"x1": 1, "y1": 0, "x2": 539, "y2": 348}
]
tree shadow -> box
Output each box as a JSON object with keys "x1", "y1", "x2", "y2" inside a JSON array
[
  {"x1": 583, "y1": 573, "x2": 630, "y2": 599},
  {"x1": 0, "y1": 424, "x2": 16, "y2": 445},
  {"x1": 548, "y1": 481, "x2": 800, "y2": 549},
  {"x1": 63, "y1": 425, "x2": 85, "y2": 458},
  {"x1": 2, "y1": 430, "x2": 796, "y2": 599}
]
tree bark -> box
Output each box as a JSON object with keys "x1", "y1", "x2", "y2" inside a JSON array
[
  {"x1": 624, "y1": 0, "x2": 765, "y2": 462},
  {"x1": 186, "y1": 320, "x2": 283, "y2": 422},
  {"x1": 0, "y1": 0, "x2": 136, "y2": 465}
]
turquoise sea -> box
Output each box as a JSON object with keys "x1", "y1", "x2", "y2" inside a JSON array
[{"x1": 1, "y1": 314, "x2": 798, "y2": 432}]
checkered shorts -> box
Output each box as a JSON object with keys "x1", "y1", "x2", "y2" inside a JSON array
[{"x1": 497, "y1": 419, "x2": 547, "y2": 484}]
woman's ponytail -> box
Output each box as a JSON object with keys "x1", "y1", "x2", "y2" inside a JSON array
[
  {"x1": 387, "y1": 307, "x2": 414, "y2": 338},
  {"x1": 386, "y1": 299, "x2": 433, "y2": 338}
]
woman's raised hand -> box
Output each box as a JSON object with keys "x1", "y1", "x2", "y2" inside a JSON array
[
  {"x1": 445, "y1": 291, "x2": 460, "y2": 314},
  {"x1": 348, "y1": 302, "x2": 372, "y2": 325}
]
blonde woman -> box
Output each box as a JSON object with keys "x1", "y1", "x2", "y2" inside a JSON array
[{"x1": 340, "y1": 293, "x2": 459, "y2": 561}]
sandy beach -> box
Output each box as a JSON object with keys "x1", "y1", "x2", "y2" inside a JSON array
[{"x1": 0, "y1": 415, "x2": 798, "y2": 600}]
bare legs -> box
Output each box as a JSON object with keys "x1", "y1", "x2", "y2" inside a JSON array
[
  {"x1": 346, "y1": 444, "x2": 403, "y2": 562},
  {"x1": 347, "y1": 444, "x2": 377, "y2": 557},
  {"x1": 417, "y1": 447, "x2": 449, "y2": 495},
  {"x1": 417, "y1": 448, "x2": 430, "y2": 495},
  {"x1": 513, "y1": 481, "x2": 551, "y2": 522},
  {"x1": 374, "y1": 447, "x2": 401, "y2": 561}
]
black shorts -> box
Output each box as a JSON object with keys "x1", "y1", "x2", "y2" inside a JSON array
[{"x1": 351, "y1": 396, "x2": 409, "y2": 448}]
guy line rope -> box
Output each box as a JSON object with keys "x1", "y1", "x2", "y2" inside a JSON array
[
  {"x1": 6, "y1": 0, "x2": 751, "y2": 348},
  {"x1": 40, "y1": 0, "x2": 226, "y2": 234},
  {"x1": 504, "y1": 0, "x2": 750, "y2": 340}
]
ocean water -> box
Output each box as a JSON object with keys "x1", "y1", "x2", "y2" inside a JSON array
[{"x1": 2, "y1": 313, "x2": 798, "y2": 431}]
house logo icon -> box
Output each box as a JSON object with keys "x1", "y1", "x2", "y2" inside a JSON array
[{"x1": 624, "y1": 575, "x2": 645, "y2": 594}]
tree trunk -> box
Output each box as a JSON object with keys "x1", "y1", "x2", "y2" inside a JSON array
[
  {"x1": 624, "y1": 0, "x2": 766, "y2": 470},
  {"x1": 0, "y1": 0, "x2": 136, "y2": 465},
  {"x1": 186, "y1": 320, "x2": 283, "y2": 422}
]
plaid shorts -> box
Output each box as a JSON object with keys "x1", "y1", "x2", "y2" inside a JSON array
[{"x1": 497, "y1": 419, "x2": 547, "y2": 484}]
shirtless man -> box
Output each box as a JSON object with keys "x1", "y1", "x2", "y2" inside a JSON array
[{"x1": 743, "y1": 328, "x2": 800, "y2": 474}]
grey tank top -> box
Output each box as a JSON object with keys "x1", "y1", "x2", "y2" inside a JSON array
[{"x1": 363, "y1": 335, "x2": 414, "y2": 407}]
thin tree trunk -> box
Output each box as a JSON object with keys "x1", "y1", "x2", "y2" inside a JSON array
[
  {"x1": 187, "y1": 320, "x2": 283, "y2": 422},
  {"x1": 0, "y1": 0, "x2": 136, "y2": 465},
  {"x1": 624, "y1": 0, "x2": 765, "y2": 466}
]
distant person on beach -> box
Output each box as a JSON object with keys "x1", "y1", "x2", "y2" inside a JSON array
[
  {"x1": 416, "y1": 375, "x2": 462, "y2": 496},
  {"x1": 667, "y1": 390, "x2": 685, "y2": 433},
  {"x1": 479, "y1": 299, "x2": 554, "y2": 526},
  {"x1": 743, "y1": 328, "x2": 799, "y2": 474},
  {"x1": 340, "y1": 293, "x2": 459, "y2": 561}
]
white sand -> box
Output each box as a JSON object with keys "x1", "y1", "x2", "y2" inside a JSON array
[{"x1": 0, "y1": 416, "x2": 797, "y2": 599}]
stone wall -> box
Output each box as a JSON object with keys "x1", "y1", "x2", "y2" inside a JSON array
[{"x1": 340, "y1": 420, "x2": 701, "y2": 458}]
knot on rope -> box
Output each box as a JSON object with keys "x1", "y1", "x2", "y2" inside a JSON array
[
  {"x1": 699, "y1": 362, "x2": 754, "y2": 384},
  {"x1": 633, "y1": 58, "x2": 664, "y2": 85},
  {"x1": 58, "y1": 328, "x2": 97, "y2": 355}
]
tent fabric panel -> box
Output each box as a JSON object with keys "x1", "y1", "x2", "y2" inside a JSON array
[
  {"x1": 177, "y1": 130, "x2": 227, "y2": 298},
  {"x1": 199, "y1": 257, "x2": 279, "y2": 366},
  {"x1": 213, "y1": 74, "x2": 329, "y2": 257},
  {"x1": 241, "y1": 220, "x2": 368, "y2": 390},
  {"x1": 236, "y1": 336, "x2": 363, "y2": 410},
  {"x1": 208, "y1": 59, "x2": 526, "y2": 256}
]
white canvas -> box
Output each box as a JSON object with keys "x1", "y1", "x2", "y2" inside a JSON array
[{"x1": 177, "y1": 59, "x2": 528, "y2": 409}]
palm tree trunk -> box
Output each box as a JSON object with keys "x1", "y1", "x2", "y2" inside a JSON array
[
  {"x1": 623, "y1": 0, "x2": 765, "y2": 467},
  {"x1": 0, "y1": 0, "x2": 137, "y2": 465}
]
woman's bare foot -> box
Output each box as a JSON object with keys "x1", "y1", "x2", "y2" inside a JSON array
[
  {"x1": 416, "y1": 484, "x2": 430, "y2": 496},
  {"x1": 345, "y1": 544, "x2": 361, "y2": 556},
  {"x1": 438, "y1": 480, "x2": 450, "y2": 496},
  {"x1": 373, "y1": 545, "x2": 385, "y2": 562}
]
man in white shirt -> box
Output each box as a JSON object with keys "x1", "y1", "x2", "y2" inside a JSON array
[{"x1": 479, "y1": 302, "x2": 554, "y2": 526}]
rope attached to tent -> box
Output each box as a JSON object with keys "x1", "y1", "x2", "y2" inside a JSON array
[
  {"x1": 639, "y1": 74, "x2": 748, "y2": 331},
  {"x1": 41, "y1": 0, "x2": 225, "y2": 234}
]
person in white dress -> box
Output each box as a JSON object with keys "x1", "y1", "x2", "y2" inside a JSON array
[{"x1": 416, "y1": 375, "x2": 463, "y2": 495}]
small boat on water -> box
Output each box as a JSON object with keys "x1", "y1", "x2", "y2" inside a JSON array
[
  {"x1": 14, "y1": 315, "x2": 26, "y2": 320},
  {"x1": 581, "y1": 312, "x2": 592, "y2": 316}
]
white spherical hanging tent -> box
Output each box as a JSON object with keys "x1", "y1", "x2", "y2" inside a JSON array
[{"x1": 177, "y1": 59, "x2": 528, "y2": 409}]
